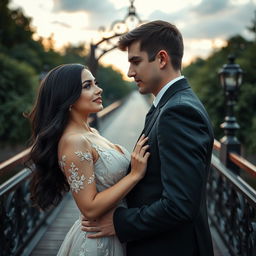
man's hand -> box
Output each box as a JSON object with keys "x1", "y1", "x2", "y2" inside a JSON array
[{"x1": 81, "y1": 209, "x2": 116, "y2": 238}]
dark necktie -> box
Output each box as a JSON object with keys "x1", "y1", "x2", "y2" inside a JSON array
[{"x1": 144, "y1": 104, "x2": 156, "y2": 127}]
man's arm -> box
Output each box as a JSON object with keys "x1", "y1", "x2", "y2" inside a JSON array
[{"x1": 113, "y1": 104, "x2": 212, "y2": 243}]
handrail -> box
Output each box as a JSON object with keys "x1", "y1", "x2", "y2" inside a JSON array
[
  {"x1": 0, "y1": 99, "x2": 123, "y2": 175},
  {"x1": 213, "y1": 139, "x2": 221, "y2": 151},
  {"x1": 213, "y1": 139, "x2": 256, "y2": 177},
  {"x1": 229, "y1": 152, "x2": 256, "y2": 177},
  {"x1": 97, "y1": 100, "x2": 121, "y2": 118},
  {"x1": 0, "y1": 147, "x2": 31, "y2": 173}
]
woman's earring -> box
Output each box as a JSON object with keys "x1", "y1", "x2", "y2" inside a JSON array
[{"x1": 69, "y1": 105, "x2": 72, "y2": 112}]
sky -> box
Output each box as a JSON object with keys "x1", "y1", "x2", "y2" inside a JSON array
[{"x1": 10, "y1": 0, "x2": 256, "y2": 78}]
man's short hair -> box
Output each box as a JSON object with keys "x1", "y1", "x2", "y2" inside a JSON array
[{"x1": 118, "y1": 20, "x2": 184, "y2": 70}]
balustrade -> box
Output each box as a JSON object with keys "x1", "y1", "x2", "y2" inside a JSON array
[{"x1": 208, "y1": 141, "x2": 256, "y2": 256}]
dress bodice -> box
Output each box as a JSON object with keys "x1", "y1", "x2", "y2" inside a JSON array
[
  {"x1": 92, "y1": 144, "x2": 130, "y2": 194},
  {"x1": 57, "y1": 143, "x2": 130, "y2": 256}
]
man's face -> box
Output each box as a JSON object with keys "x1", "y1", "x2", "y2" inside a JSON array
[{"x1": 127, "y1": 41, "x2": 162, "y2": 95}]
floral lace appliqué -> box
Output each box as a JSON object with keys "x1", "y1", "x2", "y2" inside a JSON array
[
  {"x1": 68, "y1": 162, "x2": 86, "y2": 193},
  {"x1": 88, "y1": 173, "x2": 95, "y2": 184},
  {"x1": 59, "y1": 155, "x2": 66, "y2": 171},
  {"x1": 67, "y1": 162, "x2": 96, "y2": 193},
  {"x1": 75, "y1": 151, "x2": 93, "y2": 162}
]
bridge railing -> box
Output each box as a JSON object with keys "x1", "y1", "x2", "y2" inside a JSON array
[
  {"x1": 0, "y1": 100, "x2": 122, "y2": 256},
  {"x1": 207, "y1": 140, "x2": 256, "y2": 256}
]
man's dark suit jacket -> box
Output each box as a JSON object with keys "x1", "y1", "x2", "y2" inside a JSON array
[{"x1": 113, "y1": 78, "x2": 214, "y2": 256}]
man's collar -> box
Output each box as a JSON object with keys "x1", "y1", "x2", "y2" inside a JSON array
[{"x1": 153, "y1": 76, "x2": 184, "y2": 107}]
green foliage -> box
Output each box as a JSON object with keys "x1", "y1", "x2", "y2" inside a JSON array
[
  {"x1": 0, "y1": 53, "x2": 37, "y2": 144},
  {"x1": 62, "y1": 43, "x2": 88, "y2": 64},
  {"x1": 10, "y1": 43, "x2": 43, "y2": 71},
  {"x1": 0, "y1": 1, "x2": 34, "y2": 48},
  {"x1": 0, "y1": 0, "x2": 133, "y2": 147},
  {"x1": 183, "y1": 36, "x2": 256, "y2": 154}
]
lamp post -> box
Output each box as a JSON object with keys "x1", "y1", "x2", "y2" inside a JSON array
[{"x1": 219, "y1": 55, "x2": 243, "y2": 173}]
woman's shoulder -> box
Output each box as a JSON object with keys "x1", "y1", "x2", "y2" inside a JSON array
[{"x1": 59, "y1": 132, "x2": 92, "y2": 153}]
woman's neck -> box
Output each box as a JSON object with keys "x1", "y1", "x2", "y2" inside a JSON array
[{"x1": 68, "y1": 113, "x2": 92, "y2": 133}]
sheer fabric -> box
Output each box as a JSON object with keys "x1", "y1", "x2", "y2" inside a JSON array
[{"x1": 57, "y1": 141, "x2": 130, "y2": 256}]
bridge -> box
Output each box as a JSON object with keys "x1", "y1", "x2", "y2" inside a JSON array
[
  {"x1": 1, "y1": 0, "x2": 256, "y2": 255},
  {"x1": 1, "y1": 89, "x2": 255, "y2": 256}
]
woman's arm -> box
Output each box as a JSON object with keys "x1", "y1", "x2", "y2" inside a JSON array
[{"x1": 58, "y1": 134, "x2": 149, "y2": 220}]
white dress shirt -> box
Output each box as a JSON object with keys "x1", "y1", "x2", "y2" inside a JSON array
[{"x1": 153, "y1": 76, "x2": 184, "y2": 107}]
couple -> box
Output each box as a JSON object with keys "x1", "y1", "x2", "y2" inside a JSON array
[{"x1": 29, "y1": 20, "x2": 214, "y2": 256}]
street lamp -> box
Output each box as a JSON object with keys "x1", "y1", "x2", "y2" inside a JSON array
[
  {"x1": 219, "y1": 55, "x2": 243, "y2": 173},
  {"x1": 219, "y1": 55, "x2": 243, "y2": 95}
]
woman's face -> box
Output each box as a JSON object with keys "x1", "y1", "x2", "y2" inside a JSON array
[{"x1": 72, "y1": 69, "x2": 103, "y2": 114}]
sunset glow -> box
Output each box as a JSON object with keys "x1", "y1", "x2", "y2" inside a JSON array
[{"x1": 10, "y1": 0, "x2": 256, "y2": 77}]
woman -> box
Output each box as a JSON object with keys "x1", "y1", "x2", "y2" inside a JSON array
[{"x1": 28, "y1": 63, "x2": 150, "y2": 255}]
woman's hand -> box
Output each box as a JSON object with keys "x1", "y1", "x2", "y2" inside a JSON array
[{"x1": 130, "y1": 134, "x2": 150, "y2": 180}]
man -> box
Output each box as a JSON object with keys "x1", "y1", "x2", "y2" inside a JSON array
[{"x1": 83, "y1": 20, "x2": 214, "y2": 256}]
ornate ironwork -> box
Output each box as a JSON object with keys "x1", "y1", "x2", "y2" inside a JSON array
[
  {"x1": 88, "y1": 0, "x2": 144, "y2": 75},
  {"x1": 0, "y1": 169, "x2": 52, "y2": 256},
  {"x1": 207, "y1": 154, "x2": 256, "y2": 256}
]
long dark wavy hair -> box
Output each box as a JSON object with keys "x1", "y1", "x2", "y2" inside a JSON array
[{"x1": 27, "y1": 63, "x2": 86, "y2": 210}]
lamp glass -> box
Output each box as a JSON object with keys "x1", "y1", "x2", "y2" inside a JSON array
[
  {"x1": 237, "y1": 73, "x2": 243, "y2": 87},
  {"x1": 225, "y1": 74, "x2": 236, "y2": 89}
]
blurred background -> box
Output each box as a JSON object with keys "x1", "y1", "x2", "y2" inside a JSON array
[
  {"x1": 0, "y1": 0, "x2": 255, "y2": 163},
  {"x1": 1, "y1": 2, "x2": 256, "y2": 255}
]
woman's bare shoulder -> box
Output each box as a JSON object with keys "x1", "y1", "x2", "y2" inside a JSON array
[{"x1": 59, "y1": 132, "x2": 92, "y2": 153}]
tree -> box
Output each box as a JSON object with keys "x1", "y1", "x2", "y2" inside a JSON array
[
  {"x1": 0, "y1": 53, "x2": 37, "y2": 144},
  {"x1": 247, "y1": 10, "x2": 256, "y2": 41},
  {"x1": 183, "y1": 34, "x2": 256, "y2": 155},
  {"x1": 0, "y1": 0, "x2": 133, "y2": 148},
  {"x1": 0, "y1": 0, "x2": 34, "y2": 48}
]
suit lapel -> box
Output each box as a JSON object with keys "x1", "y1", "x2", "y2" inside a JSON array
[
  {"x1": 158, "y1": 78, "x2": 190, "y2": 108},
  {"x1": 129, "y1": 79, "x2": 190, "y2": 172},
  {"x1": 143, "y1": 107, "x2": 160, "y2": 136},
  {"x1": 143, "y1": 78, "x2": 190, "y2": 136}
]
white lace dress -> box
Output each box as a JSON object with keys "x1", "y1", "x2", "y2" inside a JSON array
[{"x1": 57, "y1": 143, "x2": 130, "y2": 256}]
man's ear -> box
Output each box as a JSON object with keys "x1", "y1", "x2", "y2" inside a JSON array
[{"x1": 157, "y1": 50, "x2": 169, "y2": 69}]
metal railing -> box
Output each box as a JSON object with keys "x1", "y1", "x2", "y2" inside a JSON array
[
  {"x1": 0, "y1": 100, "x2": 123, "y2": 256},
  {"x1": 207, "y1": 140, "x2": 256, "y2": 256}
]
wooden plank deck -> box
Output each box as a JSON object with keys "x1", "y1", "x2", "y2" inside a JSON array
[
  {"x1": 30, "y1": 91, "x2": 225, "y2": 255},
  {"x1": 30, "y1": 194, "x2": 79, "y2": 256}
]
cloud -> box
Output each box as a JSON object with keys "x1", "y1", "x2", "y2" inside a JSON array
[
  {"x1": 191, "y1": 0, "x2": 230, "y2": 15},
  {"x1": 51, "y1": 21, "x2": 71, "y2": 28},
  {"x1": 183, "y1": 2, "x2": 255, "y2": 39},
  {"x1": 53, "y1": 0, "x2": 112, "y2": 13},
  {"x1": 52, "y1": 0, "x2": 126, "y2": 29},
  {"x1": 149, "y1": 1, "x2": 255, "y2": 40},
  {"x1": 149, "y1": 9, "x2": 183, "y2": 24}
]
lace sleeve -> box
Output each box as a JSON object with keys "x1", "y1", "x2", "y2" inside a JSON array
[{"x1": 58, "y1": 135, "x2": 95, "y2": 194}]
